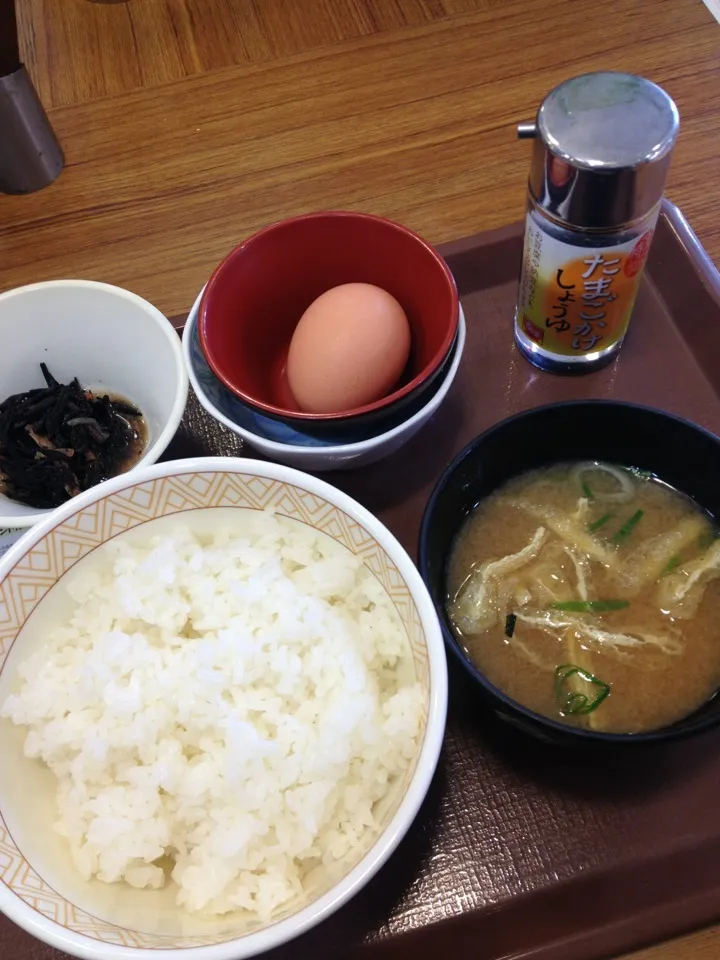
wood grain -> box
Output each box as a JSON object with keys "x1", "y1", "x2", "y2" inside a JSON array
[
  {"x1": 15, "y1": 0, "x2": 507, "y2": 107},
  {"x1": 4, "y1": 0, "x2": 719, "y2": 321},
  {"x1": 620, "y1": 926, "x2": 718, "y2": 960},
  {"x1": 3, "y1": 2, "x2": 720, "y2": 959}
]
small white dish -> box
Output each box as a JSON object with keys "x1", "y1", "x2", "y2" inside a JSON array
[
  {"x1": 0, "y1": 280, "x2": 189, "y2": 528},
  {"x1": 183, "y1": 291, "x2": 466, "y2": 471}
]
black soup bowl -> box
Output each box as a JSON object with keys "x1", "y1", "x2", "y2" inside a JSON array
[{"x1": 418, "y1": 400, "x2": 720, "y2": 746}]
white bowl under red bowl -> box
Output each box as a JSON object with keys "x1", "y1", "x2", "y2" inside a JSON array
[{"x1": 184, "y1": 288, "x2": 467, "y2": 471}]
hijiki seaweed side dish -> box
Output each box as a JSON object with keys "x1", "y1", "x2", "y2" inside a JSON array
[{"x1": 0, "y1": 364, "x2": 147, "y2": 509}]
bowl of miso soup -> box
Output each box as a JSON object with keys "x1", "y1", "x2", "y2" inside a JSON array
[{"x1": 419, "y1": 401, "x2": 720, "y2": 745}]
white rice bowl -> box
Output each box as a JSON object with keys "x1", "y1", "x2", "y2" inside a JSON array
[
  {"x1": 0, "y1": 459, "x2": 447, "y2": 960},
  {"x1": 3, "y1": 513, "x2": 424, "y2": 918}
]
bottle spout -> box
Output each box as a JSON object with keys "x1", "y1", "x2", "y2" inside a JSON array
[{"x1": 516, "y1": 121, "x2": 537, "y2": 139}]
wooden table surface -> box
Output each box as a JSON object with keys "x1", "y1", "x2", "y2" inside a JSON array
[{"x1": 2, "y1": 1, "x2": 720, "y2": 958}]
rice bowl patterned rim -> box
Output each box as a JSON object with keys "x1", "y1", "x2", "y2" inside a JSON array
[{"x1": 0, "y1": 457, "x2": 448, "y2": 960}]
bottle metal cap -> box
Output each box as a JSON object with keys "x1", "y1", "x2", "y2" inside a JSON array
[{"x1": 520, "y1": 72, "x2": 679, "y2": 230}]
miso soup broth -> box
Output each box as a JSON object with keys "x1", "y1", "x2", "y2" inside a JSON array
[{"x1": 447, "y1": 462, "x2": 720, "y2": 734}]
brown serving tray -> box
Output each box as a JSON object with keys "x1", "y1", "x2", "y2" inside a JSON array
[{"x1": 5, "y1": 200, "x2": 720, "y2": 960}]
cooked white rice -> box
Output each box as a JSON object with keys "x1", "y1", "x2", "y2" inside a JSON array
[{"x1": 1, "y1": 511, "x2": 423, "y2": 919}]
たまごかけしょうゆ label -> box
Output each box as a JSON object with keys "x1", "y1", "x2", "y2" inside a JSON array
[{"x1": 515, "y1": 216, "x2": 655, "y2": 357}]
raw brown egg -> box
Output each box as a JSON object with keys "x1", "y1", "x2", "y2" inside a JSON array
[{"x1": 286, "y1": 283, "x2": 411, "y2": 414}]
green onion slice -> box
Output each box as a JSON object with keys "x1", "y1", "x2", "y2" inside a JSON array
[
  {"x1": 612, "y1": 509, "x2": 644, "y2": 544},
  {"x1": 554, "y1": 663, "x2": 611, "y2": 716},
  {"x1": 588, "y1": 512, "x2": 614, "y2": 533},
  {"x1": 551, "y1": 599, "x2": 629, "y2": 612}
]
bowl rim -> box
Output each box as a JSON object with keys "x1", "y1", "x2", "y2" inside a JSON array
[
  {"x1": 198, "y1": 210, "x2": 459, "y2": 422},
  {"x1": 185, "y1": 289, "x2": 467, "y2": 457},
  {"x1": 0, "y1": 279, "x2": 189, "y2": 530},
  {"x1": 0, "y1": 456, "x2": 448, "y2": 959},
  {"x1": 418, "y1": 398, "x2": 720, "y2": 745}
]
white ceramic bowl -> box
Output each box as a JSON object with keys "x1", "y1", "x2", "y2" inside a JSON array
[
  {"x1": 0, "y1": 280, "x2": 189, "y2": 528},
  {"x1": 183, "y1": 289, "x2": 466, "y2": 471},
  {"x1": 0, "y1": 457, "x2": 447, "y2": 960}
]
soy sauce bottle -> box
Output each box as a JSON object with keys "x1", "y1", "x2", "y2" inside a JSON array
[{"x1": 514, "y1": 72, "x2": 679, "y2": 374}]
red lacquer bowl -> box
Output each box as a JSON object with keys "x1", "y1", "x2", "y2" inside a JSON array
[{"x1": 198, "y1": 211, "x2": 459, "y2": 438}]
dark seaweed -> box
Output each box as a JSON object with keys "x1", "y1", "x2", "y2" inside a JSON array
[{"x1": 0, "y1": 365, "x2": 145, "y2": 509}]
